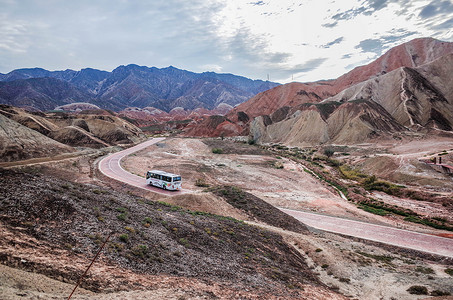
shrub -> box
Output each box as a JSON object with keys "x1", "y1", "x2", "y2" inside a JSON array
[
  {"x1": 315, "y1": 248, "x2": 323, "y2": 252},
  {"x1": 143, "y1": 217, "x2": 153, "y2": 225},
  {"x1": 119, "y1": 234, "x2": 129, "y2": 243},
  {"x1": 339, "y1": 277, "x2": 350, "y2": 283},
  {"x1": 359, "y1": 205, "x2": 389, "y2": 216},
  {"x1": 125, "y1": 226, "x2": 135, "y2": 233},
  {"x1": 179, "y1": 238, "x2": 189, "y2": 247},
  {"x1": 212, "y1": 148, "x2": 223, "y2": 154},
  {"x1": 324, "y1": 148, "x2": 335, "y2": 158},
  {"x1": 131, "y1": 245, "x2": 148, "y2": 258},
  {"x1": 117, "y1": 213, "x2": 127, "y2": 221},
  {"x1": 273, "y1": 161, "x2": 284, "y2": 169},
  {"x1": 445, "y1": 268, "x2": 453, "y2": 276},
  {"x1": 431, "y1": 290, "x2": 451, "y2": 296},
  {"x1": 339, "y1": 165, "x2": 368, "y2": 181},
  {"x1": 415, "y1": 266, "x2": 434, "y2": 274},
  {"x1": 195, "y1": 178, "x2": 210, "y2": 187},
  {"x1": 407, "y1": 285, "x2": 428, "y2": 295}
]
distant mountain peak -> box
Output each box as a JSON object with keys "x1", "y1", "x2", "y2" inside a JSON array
[{"x1": 0, "y1": 65, "x2": 280, "y2": 112}]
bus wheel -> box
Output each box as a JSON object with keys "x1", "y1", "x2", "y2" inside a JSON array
[{"x1": 163, "y1": 185, "x2": 166, "y2": 190}]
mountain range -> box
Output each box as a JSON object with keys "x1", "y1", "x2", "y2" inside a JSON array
[
  {"x1": 0, "y1": 65, "x2": 279, "y2": 112},
  {"x1": 186, "y1": 38, "x2": 453, "y2": 145}
]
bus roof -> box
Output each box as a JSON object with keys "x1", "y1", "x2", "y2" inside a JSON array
[{"x1": 148, "y1": 170, "x2": 181, "y2": 177}]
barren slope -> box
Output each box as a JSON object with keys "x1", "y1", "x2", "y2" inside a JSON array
[
  {"x1": 0, "y1": 113, "x2": 74, "y2": 162},
  {"x1": 0, "y1": 105, "x2": 146, "y2": 151},
  {"x1": 0, "y1": 168, "x2": 344, "y2": 299}
]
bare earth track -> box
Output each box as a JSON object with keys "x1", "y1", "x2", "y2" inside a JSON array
[{"x1": 99, "y1": 138, "x2": 453, "y2": 258}]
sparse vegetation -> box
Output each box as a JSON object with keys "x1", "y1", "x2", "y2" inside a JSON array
[
  {"x1": 272, "y1": 161, "x2": 284, "y2": 169},
  {"x1": 323, "y1": 148, "x2": 335, "y2": 158},
  {"x1": 1, "y1": 168, "x2": 323, "y2": 298},
  {"x1": 431, "y1": 290, "x2": 451, "y2": 296},
  {"x1": 195, "y1": 178, "x2": 210, "y2": 187},
  {"x1": 119, "y1": 234, "x2": 129, "y2": 243},
  {"x1": 415, "y1": 266, "x2": 434, "y2": 274},
  {"x1": 356, "y1": 251, "x2": 394, "y2": 264},
  {"x1": 212, "y1": 148, "x2": 223, "y2": 154}
]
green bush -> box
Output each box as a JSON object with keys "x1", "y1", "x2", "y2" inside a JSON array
[
  {"x1": 445, "y1": 268, "x2": 453, "y2": 276},
  {"x1": 119, "y1": 234, "x2": 129, "y2": 243},
  {"x1": 212, "y1": 148, "x2": 223, "y2": 154},
  {"x1": 143, "y1": 217, "x2": 153, "y2": 225},
  {"x1": 358, "y1": 204, "x2": 389, "y2": 216},
  {"x1": 117, "y1": 213, "x2": 127, "y2": 221},
  {"x1": 323, "y1": 148, "x2": 335, "y2": 158},
  {"x1": 131, "y1": 245, "x2": 148, "y2": 258},
  {"x1": 179, "y1": 238, "x2": 189, "y2": 247}
]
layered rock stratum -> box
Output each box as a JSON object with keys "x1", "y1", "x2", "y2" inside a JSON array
[{"x1": 187, "y1": 38, "x2": 453, "y2": 144}]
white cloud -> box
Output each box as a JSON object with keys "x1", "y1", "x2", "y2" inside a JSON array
[{"x1": 0, "y1": 0, "x2": 452, "y2": 83}]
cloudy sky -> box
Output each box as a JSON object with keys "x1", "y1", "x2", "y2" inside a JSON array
[{"x1": 1, "y1": 0, "x2": 452, "y2": 83}]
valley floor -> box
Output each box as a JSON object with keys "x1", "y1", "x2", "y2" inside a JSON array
[{"x1": 1, "y1": 137, "x2": 453, "y2": 299}]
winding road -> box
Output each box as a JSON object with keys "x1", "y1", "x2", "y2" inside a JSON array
[
  {"x1": 99, "y1": 138, "x2": 453, "y2": 258},
  {"x1": 99, "y1": 137, "x2": 188, "y2": 196}
]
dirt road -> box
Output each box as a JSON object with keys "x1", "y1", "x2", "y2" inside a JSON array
[
  {"x1": 99, "y1": 138, "x2": 453, "y2": 258},
  {"x1": 98, "y1": 137, "x2": 187, "y2": 196}
]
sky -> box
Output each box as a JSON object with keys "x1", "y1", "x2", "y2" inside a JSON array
[{"x1": 1, "y1": 0, "x2": 452, "y2": 83}]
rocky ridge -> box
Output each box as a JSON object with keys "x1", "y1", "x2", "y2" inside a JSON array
[
  {"x1": 250, "y1": 52, "x2": 453, "y2": 145},
  {"x1": 0, "y1": 65, "x2": 279, "y2": 112},
  {"x1": 0, "y1": 105, "x2": 145, "y2": 161},
  {"x1": 187, "y1": 38, "x2": 453, "y2": 140}
]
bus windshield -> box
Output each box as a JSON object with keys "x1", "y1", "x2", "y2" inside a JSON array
[{"x1": 173, "y1": 176, "x2": 181, "y2": 182}]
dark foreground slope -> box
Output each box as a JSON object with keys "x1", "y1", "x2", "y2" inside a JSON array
[{"x1": 0, "y1": 169, "x2": 335, "y2": 298}]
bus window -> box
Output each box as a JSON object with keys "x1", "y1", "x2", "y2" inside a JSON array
[{"x1": 173, "y1": 176, "x2": 181, "y2": 182}]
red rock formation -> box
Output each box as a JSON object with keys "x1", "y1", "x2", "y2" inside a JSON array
[{"x1": 186, "y1": 38, "x2": 453, "y2": 137}]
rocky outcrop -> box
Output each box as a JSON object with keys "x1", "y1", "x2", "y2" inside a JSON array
[{"x1": 55, "y1": 102, "x2": 101, "y2": 112}]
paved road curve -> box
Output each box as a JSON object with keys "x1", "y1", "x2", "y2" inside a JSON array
[
  {"x1": 99, "y1": 138, "x2": 453, "y2": 258},
  {"x1": 99, "y1": 137, "x2": 187, "y2": 196},
  {"x1": 281, "y1": 208, "x2": 453, "y2": 258}
]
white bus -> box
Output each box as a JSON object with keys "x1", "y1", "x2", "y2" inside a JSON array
[{"x1": 145, "y1": 170, "x2": 182, "y2": 191}]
